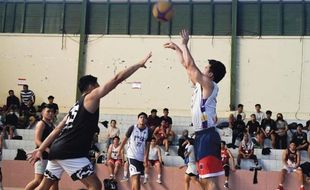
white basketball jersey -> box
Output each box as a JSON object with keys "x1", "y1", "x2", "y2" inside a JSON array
[
  {"x1": 111, "y1": 144, "x2": 121, "y2": 160},
  {"x1": 127, "y1": 125, "x2": 149, "y2": 162},
  {"x1": 191, "y1": 82, "x2": 218, "y2": 131},
  {"x1": 148, "y1": 146, "x2": 159, "y2": 161}
]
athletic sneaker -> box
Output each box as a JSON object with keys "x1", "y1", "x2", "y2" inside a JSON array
[
  {"x1": 156, "y1": 178, "x2": 162, "y2": 184},
  {"x1": 165, "y1": 151, "x2": 169, "y2": 156},
  {"x1": 276, "y1": 185, "x2": 284, "y2": 190},
  {"x1": 143, "y1": 177, "x2": 148, "y2": 184},
  {"x1": 120, "y1": 176, "x2": 129, "y2": 182},
  {"x1": 224, "y1": 182, "x2": 229, "y2": 188}
]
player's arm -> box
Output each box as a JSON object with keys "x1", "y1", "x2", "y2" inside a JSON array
[
  {"x1": 84, "y1": 52, "x2": 152, "y2": 113},
  {"x1": 27, "y1": 115, "x2": 68, "y2": 164}
]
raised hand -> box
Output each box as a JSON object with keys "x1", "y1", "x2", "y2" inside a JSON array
[
  {"x1": 140, "y1": 52, "x2": 152, "y2": 68},
  {"x1": 180, "y1": 29, "x2": 189, "y2": 45},
  {"x1": 163, "y1": 41, "x2": 178, "y2": 50},
  {"x1": 27, "y1": 149, "x2": 43, "y2": 165}
]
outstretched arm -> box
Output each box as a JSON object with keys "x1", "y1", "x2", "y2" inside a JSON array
[{"x1": 85, "y1": 52, "x2": 152, "y2": 113}]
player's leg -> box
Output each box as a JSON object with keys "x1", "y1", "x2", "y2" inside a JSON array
[{"x1": 36, "y1": 160, "x2": 63, "y2": 190}]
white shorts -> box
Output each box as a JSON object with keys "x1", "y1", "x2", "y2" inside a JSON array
[
  {"x1": 35, "y1": 159, "x2": 48, "y2": 175},
  {"x1": 186, "y1": 163, "x2": 198, "y2": 176},
  {"x1": 283, "y1": 165, "x2": 296, "y2": 173},
  {"x1": 44, "y1": 157, "x2": 94, "y2": 181}
]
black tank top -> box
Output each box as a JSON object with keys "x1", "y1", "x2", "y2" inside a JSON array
[
  {"x1": 48, "y1": 95, "x2": 99, "y2": 160},
  {"x1": 286, "y1": 148, "x2": 297, "y2": 164},
  {"x1": 36, "y1": 120, "x2": 54, "y2": 159}
]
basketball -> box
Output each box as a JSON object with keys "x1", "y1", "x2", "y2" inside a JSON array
[{"x1": 152, "y1": 1, "x2": 174, "y2": 22}]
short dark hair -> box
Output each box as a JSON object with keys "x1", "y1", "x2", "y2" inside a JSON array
[
  {"x1": 221, "y1": 141, "x2": 226, "y2": 145},
  {"x1": 78, "y1": 75, "x2": 98, "y2": 93},
  {"x1": 8, "y1": 90, "x2": 14, "y2": 93},
  {"x1": 113, "y1": 136, "x2": 120, "y2": 140},
  {"x1": 208, "y1": 59, "x2": 226, "y2": 83},
  {"x1": 138, "y1": 112, "x2": 147, "y2": 118},
  {"x1": 237, "y1": 104, "x2": 243, "y2": 108},
  {"x1": 41, "y1": 103, "x2": 56, "y2": 113},
  {"x1": 163, "y1": 108, "x2": 169, "y2": 112},
  {"x1": 255, "y1": 104, "x2": 261, "y2": 107},
  {"x1": 48, "y1": 95, "x2": 54, "y2": 99},
  {"x1": 266, "y1": 110, "x2": 272, "y2": 115},
  {"x1": 23, "y1": 84, "x2": 28, "y2": 88},
  {"x1": 306, "y1": 120, "x2": 310, "y2": 127},
  {"x1": 151, "y1": 109, "x2": 157, "y2": 113}
]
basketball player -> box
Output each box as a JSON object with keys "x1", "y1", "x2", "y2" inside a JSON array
[
  {"x1": 164, "y1": 29, "x2": 226, "y2": 190},
  {"x1": 27, "y1": 52, "x2": 152, "y2": 190},
  {"x1": 119, "y1": 112, "x2": 152, "y2": 190},
  {"x1": 276, "y1": 141, "x2": 301, "y2": 190}
]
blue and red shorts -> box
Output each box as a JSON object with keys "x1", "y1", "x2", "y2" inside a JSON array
[{"x1": 194, "y1": 127, "x2": 224, "y2": 178}]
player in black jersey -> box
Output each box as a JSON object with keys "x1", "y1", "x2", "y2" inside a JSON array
[{"x1": 27, "y1": 52, "x2": 152, "y2": 190}]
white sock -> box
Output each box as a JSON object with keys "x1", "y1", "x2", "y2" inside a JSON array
[
  {"x1": 124, "y1": 171, "x2": 128, "y2": 177},
  {"x1": 145, "y1": 174, "x2": 148, "y2": 179},
  {"x1": 158, "y1": 174, "x2": 161, "y2": 179}
]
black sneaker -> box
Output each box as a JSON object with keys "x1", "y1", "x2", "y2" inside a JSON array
[{"x1": 224, "y1": 182, "x2": 229, "y2": 188}]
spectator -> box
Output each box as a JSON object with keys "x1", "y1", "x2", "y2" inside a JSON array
[
  {"x1": 160, "y1": 108, "x2": 175, "y2": 142},
  {"x1": 260, "y1": 110, "x2": 276, "y2": 148},
  {"x1": 147, "y1": 109, "x2": 161, "y2": 131},
  {"x1": 6, "y1": 90, "x2": 20, "y2": 110},
  {"x1": 107, "y1": 136, "x2": 123, "y2": 179},
  {"x1": 23, "y1": 100, "x2": 36, "y2": 119},
  {"x1": 228, "y1": 113, "x2": 236, "y2": 129},
  {"x1": 20, "y1": 84, "x2": 35, "y2": 114},
  {"x1": 246, "y1": 114, "x2": 260, "y2": 138},
  {"x1": 144, "y1": 137, "x2": 163, "y2": 184},
  {"x1": 153, "y1": 120, "x2": 170, "y2": 155},
  {"x1": 292, "y1": 124, "x2": 309, "y2": 154},
  {"x1": 276, "y1": 141, "x2": 301, "y2": 190},
  {"x1": 234, "y1": 104, "x2": 246, "y2": 121},
  {"x1": 26, "y1": 116, "x2": 37, "y2": 129},
  {"x1": 179, "y1": 138, "x2": 203, "y2": 190},
  {"x1": 4, "y1": 106, "x2": 18, "y2": 139},
  {"x1": 106, "y1": 120, "x2": 120, "y2": 151},
  {"x1": 221, "y1": 141, "x2": 236, "y2": 189},
  {"x1": 275, "y1": 113, "x2": 289, "y2": 149},
  {"x1": 235, "y1": 133, "x2": 259, "y2": 169},
  {"x1": 296, "y1": 161, "x2": 310, "y2": 190},
  {"x1": 231, "y1": 114, "x2": 246, "y2": 148},
  {"x1": 178, "y1": 129, "x2": 189, "y2": 159},
  {"x1": 254, "y1": 104, "x2": 265, "y2": 124}
]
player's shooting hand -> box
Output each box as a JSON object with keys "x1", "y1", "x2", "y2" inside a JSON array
[
  {"x1": 180, "y1": 29, "x2": 189, "y2": 45},
  {"x1": 27, "y1": 149, "x2": 43, "y2": 165},
  {"x1": 140, "y1": 52, "x2": 152, "y2": 68}
]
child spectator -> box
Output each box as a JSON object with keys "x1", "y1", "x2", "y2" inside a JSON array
[{"x1": 221, "y1": 141, "x2": 236, "y2": 189}]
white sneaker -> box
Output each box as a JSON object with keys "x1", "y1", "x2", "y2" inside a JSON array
[
  {"x1": 156, "y1": 178, "x2": 162, "y2": 184},
  {"x1": 165, "y1": 151, "x2": 169, "y2": 156},
  {"x1": 121, "y1": 176, "x2": 129, "y2": 182},
  {"x1": 143, "y1": 177, "x2": 148, "y2": 184}
]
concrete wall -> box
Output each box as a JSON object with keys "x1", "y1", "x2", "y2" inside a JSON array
[{"x1": 0, "y1": 34, "x2": 309, "y2": 119}]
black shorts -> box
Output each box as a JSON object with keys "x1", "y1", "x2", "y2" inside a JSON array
[
  {"x1": 300, "y1": 162, "x2": 310, "y2": 177},
  {"x1": 186, "y1": 172, "x2": 197, "y2": 177},
  {"x1": 128, "y1": 158, "x2": 144, "y2": 177}
]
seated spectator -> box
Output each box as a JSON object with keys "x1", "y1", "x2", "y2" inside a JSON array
[
  {"x1": 106, "y1": 120, "x2": 120, "y2": 151},
  {"x1": 235, "y1": 133, "x2": 259, "y2": 169},
  {"x1": 292, "y1": 124, "x2": 309, "y2": 154},
  {"x1": 26, "y1": 116, "x2": 37, "y2": 129},
  {"x1": 178, "y1": 129, "x2": 189, "y2": 159},
  {"x1": 254, "y1": 104, "x2": 266, "y2": 124},
  {"x1": 234, "y1": 104, "x2": 246, "y2": 121},
  {"x1": 296, "y1": 162, "x2": 310, "y2": 190},
  {"x1": 153, "y1": 120, "x2": 170, "y2": 155},
  {"x1": 260, "y1": 110, "x2": 276, "y2": 148},
  {"x1": 246, "y1": 114, "x2": 260, "y2": 138},
  {"x1": 228, "y1": 113, "x2": 236, "y2": 129},
  {"x1": 221, "y1": 141, "x2": 236, "y2": 189},
  {"x1": 144, "y1": 137, "x2": 163, "y2": 184},
  {"x1": 107, "y1": 136, "x2": 123, "y2": 179},
  {"x1": 20, "y1": 84, "x2": 35, "y2": 115},
  {"x1": 160, "y1": 108, "x2": 176, "y2": 142},
  {"x1": 47, "y1": 96, "x2": 59, "y2": 115},
  {"x1": 22, "y1": 100, "x2": 36, "y2": 120},
  {"x1": 231, "y1": 114, "x2": 246, "y2": 148},
  {"x1": 6, "y1": 90, "x2": 20, "y2": 111},
  {"x1": 147, "y1": 109, "x2": 161, "y2": 131},
  {"x1": 275, "y1": 113, "x2": 289, "y2": 149},
  {"x1": 4, "y1": 106, "x2": 18, "y2": 139},
  {"x1": 276, "y1": 141, "x2": 301, "y2": 190}
]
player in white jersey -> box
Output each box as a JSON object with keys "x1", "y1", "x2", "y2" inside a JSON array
[
  {"x1": 165, "y1": 29, "x2": 226, "y2": 190},
  {"x1": 119, "y1": 112, "x2": 152, "y2": 190},
  {"x1": 107, "y1": 136, "x2": 123, "y2": 179}
]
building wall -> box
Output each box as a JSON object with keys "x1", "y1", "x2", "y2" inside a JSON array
[{"x1": 0, "y1": 34, "x2": 309, "y2": 119}]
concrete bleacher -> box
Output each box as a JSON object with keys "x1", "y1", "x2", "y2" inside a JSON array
[{"x1": 3, "y1": 116, "x2": 309, "y2": 173}]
